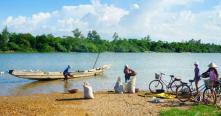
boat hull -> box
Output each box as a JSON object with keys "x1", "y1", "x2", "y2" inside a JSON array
[{"x1": 8, "y1": 65, "x2": 110, "y2": 81}]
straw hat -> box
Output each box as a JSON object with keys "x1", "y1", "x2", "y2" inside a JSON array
[
  {"x1": 194, "y1": 61, "x2": 199, "y2": 65},
  {"x1": 208, "y1": 62, "x2": 217, "y2": 68}
]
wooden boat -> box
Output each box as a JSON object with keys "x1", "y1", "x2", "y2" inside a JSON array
[{"x1": 9, "y1": 65, "x2": 111, "y2": 81}]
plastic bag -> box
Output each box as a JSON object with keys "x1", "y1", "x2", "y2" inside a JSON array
[
  {"x1": 83, "y1": 82, "x2": 94, "y2": 99},
  {"x1": 127, "y1": 76, "x2": 136, "y2": 93}
]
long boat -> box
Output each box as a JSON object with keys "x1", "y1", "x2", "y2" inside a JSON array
[{"x1": 8, "y1": 65, "x2": 111, "y2": 81}]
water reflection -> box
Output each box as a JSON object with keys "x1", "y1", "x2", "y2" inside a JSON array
[
  {"x1": 11, "y1": 76, "x2": 103, "y2": 96},
  {"x1": 64, "y1": 80, "x2": 71, "y2": 93},
  {"x1": 12, "y1": 80, "x2": 61, "y2": 95}
]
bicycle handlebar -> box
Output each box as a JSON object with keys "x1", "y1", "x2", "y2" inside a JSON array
[{"x1": 158, "y1": 72, "x2": 176, "y2": 78}]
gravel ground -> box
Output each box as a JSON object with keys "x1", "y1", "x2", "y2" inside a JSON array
[{"x1": 0, "y1": 91, "x2": 190, "y2": 116}]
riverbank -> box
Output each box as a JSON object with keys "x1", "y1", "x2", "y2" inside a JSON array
[{"x1": 0, "y1": 91, "x2": 198, "y2": 116}]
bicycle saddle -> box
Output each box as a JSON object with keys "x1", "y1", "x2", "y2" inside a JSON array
[
  {"x1": 189, "y1": 80, "x2": 194, "y2": 83},
  {"x1": 175, "y1": 78, "x2": 181, "y2": 81}
]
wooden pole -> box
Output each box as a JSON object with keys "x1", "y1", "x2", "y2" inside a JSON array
[{"x1": 93, "y1": 52, "x2": 100, "y2": 69}]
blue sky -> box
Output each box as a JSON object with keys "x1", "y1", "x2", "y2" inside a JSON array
[
  {"x1": 0, "y1": 0, "x2": 90, "y2": 19},
  {"x1": 1, "y1": 0, "x2": 221, "y2": 43}
]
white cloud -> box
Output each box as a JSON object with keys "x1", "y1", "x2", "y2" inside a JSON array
[
  {"x1": 31, "y1": 12, "x2": 51, "y2": 25},
  {"x1": 2, "y1": 12, "x2": 51, "y2": 33},
  {"x1": 1, "y1": 0, "x2": 128, "y2": 36},
  {"x1": 131, "y1": 4, "x2": 140, "y2": 10},
  {"x1": 117, "y1": 0, "x2": 221, "y2": 43},
  {"x1": 161, "y1": 0, "x2": 204, "y2": 6},
  {"x1": 1, "y1": 0, "x2": 221, "y2": 43}
]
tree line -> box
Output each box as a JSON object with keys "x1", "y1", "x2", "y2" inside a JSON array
[{"x1": 0, "y1": 27, "x2": 221, "y2": 53}]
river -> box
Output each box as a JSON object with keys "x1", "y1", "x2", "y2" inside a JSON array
[{"x1": 0, "y1": 53, "x2": 220, "y2": 96}]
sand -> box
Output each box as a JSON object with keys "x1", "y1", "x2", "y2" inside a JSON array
[{"x1": 0, "y1": 91, "x2": 186, "y2": 116}]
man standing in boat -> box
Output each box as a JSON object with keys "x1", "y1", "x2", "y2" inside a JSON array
[{"x1": 63, "y1": 65, "x2": 71, "y2": 80}]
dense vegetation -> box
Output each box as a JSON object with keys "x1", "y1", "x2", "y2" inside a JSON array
[{"x1": 0, "y1": 27, "x2": 221, "y2": 53}]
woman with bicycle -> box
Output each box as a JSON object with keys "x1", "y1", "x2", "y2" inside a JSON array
[
  {"x1": 203, "y1": 62, "x2": 219, "y2": 88},
  {"x1": 176, "y1": 62, "x2": 218, "y2": 104}
]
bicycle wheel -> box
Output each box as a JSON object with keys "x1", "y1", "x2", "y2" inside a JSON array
[
  {"x1": 170, "y1": 80, "x2": 182, "y2": 94},
  {"x1": 176, "y1": 84, "x2": 191, "y2": 102},
  {"x1": 149, "y1": 80, "x2": 163, "y2": 93},
  {"x1": 203, "y1": 88, "x2": 217, "y2": 105}
]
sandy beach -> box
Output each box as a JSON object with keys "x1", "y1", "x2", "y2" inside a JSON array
[{"x1": 0, "y1": 91, "x2": 183, "y2": 116}]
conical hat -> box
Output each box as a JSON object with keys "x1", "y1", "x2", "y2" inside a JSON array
[
  {"x1": 208, "y1": 62, "x2": 217, "y2": 68},
  {"x1": 125, "y1": 64, "x2": 129, "y2": 68}
]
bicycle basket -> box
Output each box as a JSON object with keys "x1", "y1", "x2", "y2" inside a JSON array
[
  {"x1": 204, "y1": 79, "x2": 213, "y2": 88},
  {"x1": 155, "y1": 73, "x2": 160, "y2": 79}
]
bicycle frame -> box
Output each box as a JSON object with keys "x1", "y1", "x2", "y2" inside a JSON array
[
  {"x1": 157, "y1": 73, "x2": 175, "y2": 90},
  {"x1": 188, "y1": 82, "x2": 205, "y2": 92}
]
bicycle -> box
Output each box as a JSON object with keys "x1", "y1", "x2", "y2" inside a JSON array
[
  {"x1": 149, "y1": 73, "x2": 182, "y2": 94},
  {"x1": 205, "y1": 78, "x2": 221, "y2": 104},
  {"x1": 176, "y1": 78, "x2": 217, "y2": 104}
]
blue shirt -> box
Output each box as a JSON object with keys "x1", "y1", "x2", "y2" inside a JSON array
[{"x1": 63, "y1": 67, "x2": 70, "y2": 75}]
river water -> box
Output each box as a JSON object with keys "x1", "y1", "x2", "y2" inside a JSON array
[{"x1": 0, "y1": 53, "x2": 220, "y2": 96}]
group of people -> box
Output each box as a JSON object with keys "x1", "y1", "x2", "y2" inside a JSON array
[
  {"x1": 63, "y1": 62, "x2": 219, "y2": 93},
  {"x1": 194, "y1": 62, "x2": 219, "y2": 93},
  {"x1": 63, "y1": 64, "x2": 136, "y2": 83}
]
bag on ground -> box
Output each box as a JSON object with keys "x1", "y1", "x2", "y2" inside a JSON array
[
  {"x1": 83, "y1": 82, "x2": 94, "y2": 99},
  {"x1": 114, "y1": 77, "x2": 123, "y2": 93},
  {"x1": 127, "y1": 76, "x2": 136, "y2": 93}
]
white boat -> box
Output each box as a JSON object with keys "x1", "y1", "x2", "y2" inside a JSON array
[{"x1": 9, "y1": 65, "x2": 111, "y2": 81}]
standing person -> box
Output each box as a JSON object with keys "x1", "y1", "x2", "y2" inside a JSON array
[
  {"x1": 194, "y1": 62, "x2": 200, "y2": 93},
  {"x1": 203, "y1": 62, "x2": 219, "y2": 87},
  {"x1": 63, "y1": 65, "x2": 71, "y2": 80},
  {"x1": 124, "y1": 64, "x2": 131, "y2": 83}
]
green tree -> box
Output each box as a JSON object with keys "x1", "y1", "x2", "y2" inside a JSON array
[
  {"x1": 0, "y1": 27, "x2": 10, "y2": 50},
  {"x1": 87, "y1": 30, "x2": 101, "y2": 41},
  {"x1": 112, "y1": 32, "x2": 119, "y2": 40},
  {"x1": 72, "y1": 28, "x2": 83, "y2": 39}
]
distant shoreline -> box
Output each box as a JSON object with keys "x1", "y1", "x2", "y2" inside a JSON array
[
  {"x1": 0, "y1": 51, "x2": 220, "y2": 54},
  {"x1": 1, "y1": 27, "x2": 221, "y2": 53}
]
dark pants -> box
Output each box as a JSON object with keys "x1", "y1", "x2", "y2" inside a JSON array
[
  {"x1": 63, "y1": 73, "x2": 70, "y2": 80},
  {"x1": 125, "y1": 75, "x2": 130, "y2": 83}
]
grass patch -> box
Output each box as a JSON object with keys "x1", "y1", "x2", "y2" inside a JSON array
[{"x1": 160, "y1": 104, "x2": 221, "y2": 116}]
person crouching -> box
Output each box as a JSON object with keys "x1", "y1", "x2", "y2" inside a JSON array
[{"x1": 63, "y1": 65, "x2": 71, "y2": 80}]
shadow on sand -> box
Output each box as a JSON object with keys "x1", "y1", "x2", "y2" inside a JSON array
[
  {"x1": 56, "y1": 97, "x2": 89, "y2": 101},
  {"x1": 148, "y1": 99, "x2": 198, "y2": 107}
]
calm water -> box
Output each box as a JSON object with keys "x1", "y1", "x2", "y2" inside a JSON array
[{"x1": 0, "y1": 53, "x2": 220, "y2": 96}]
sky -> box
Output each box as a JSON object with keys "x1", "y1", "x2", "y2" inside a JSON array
[{"x1": 0, "y1": 0, "x2": 221, "y2": 43}]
